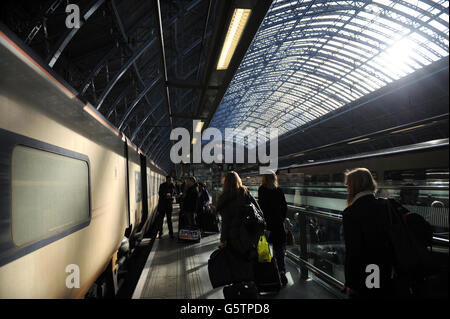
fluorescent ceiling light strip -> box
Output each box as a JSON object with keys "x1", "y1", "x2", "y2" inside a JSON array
[
  {"x1": 217, "y1": 8, "x2": 251, "y2": 70},
  {"x1": 347, "y1": 137, "x2": 370, "y2": 144},
  {"x1": 390, "y1": 124, "x2": 425, "y2": 134},
  {"x1": 194, "y1": 121, "x2": 204, "y2": 133}
]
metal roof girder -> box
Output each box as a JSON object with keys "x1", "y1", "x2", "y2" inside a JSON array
[
  {"x1": 131, "y1": 89, "x2": 193, "y2": 142},
  {"x1": 80, "y1": 46, "x2": 119, "y2": 96},
  {"x1": 46, "y1": 0, "x2": 106, "y2": 68},
  {"x1": 106, "y1": 82, "x2": 134, "y2": 118},
  {"x1": 25, "y1": 0, "x2": 65, "y2": 45},
  {"x1": 139, "y1": 114, "x2": 168, "y2": 150},
  {"x1": 118, "y1": 74, "x2": 163, "y2": 130},
  {"x1": 96, "y1": 37, "x2": 157, "y2": 110}
]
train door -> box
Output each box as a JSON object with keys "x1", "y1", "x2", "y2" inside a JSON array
[
  {"x1": 139, "y1": 154, "x2": 148, "y2": 232},
  {"x1": 126, "y1": 141, "x2": 142, "y2": 237}
]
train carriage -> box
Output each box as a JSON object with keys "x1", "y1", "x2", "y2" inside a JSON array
[{"x1": 0, "y1": 33, "x2": 166, "y2": 298}]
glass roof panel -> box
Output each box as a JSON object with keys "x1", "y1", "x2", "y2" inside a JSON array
[{"x1": 210, "y1": 0, "x2": 449, "y2": 146}]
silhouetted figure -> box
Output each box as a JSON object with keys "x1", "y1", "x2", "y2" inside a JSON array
[
  {"x1": 157, "y1": 176, "x2": 176, "y2": 239},
  {"x1": 258, "y1": 171, "x2": 288, "y2": 286}
]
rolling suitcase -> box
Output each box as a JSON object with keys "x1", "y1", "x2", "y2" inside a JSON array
[
  {"x1": 208, "y1": 248, "x2": 233, "y2": 288},
  {"x1": 208, "y1": 247, "x2": 254, "y2": 288},
  {"x1": 223, "y1": 282, "x2": 259, "y2": 299},
  {"x1": 178, "y1": 211, "x2": 201, "y2": 242},
  {"x1": 198, "y1": 207, "x2": 220, "y2": 233},
  {"x1": 254, "y1": 257, "x2": 282, "y2": 293},
  {"x1": 178, "y1": 226, "x2": 201, "y2": 242}
]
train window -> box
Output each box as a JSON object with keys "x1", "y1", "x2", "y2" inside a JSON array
[
  {"x1": 371, "y1": 171, "x2": 378, "y2": 181},
  {"x1": 152, "y1": 175, "x2": 156, "y2": 195},
  {"x1": 385, "y1": 169, "x2": 426, "y2": 182},
  {"x1": 311, "y1": 174, "x2": 330, "y2": 183},
  {"x1": 425, "y1": 169, "x2": 449, "y2": 181},
  {"x1": 135, "y1": 171, "x2": 141, "y2": 202},
  {"x1": 11, "y1": 145, "x2": 90, "y2": 246},
  {"x1": 384, "y1": 168, "x2": 448, "y2": 186},
  {"x1": 332, "y1": 173, "x2": 345, "y2": 183},
  {"x1": 304, "y1": 174, "x2": 312, "y2": 184}
]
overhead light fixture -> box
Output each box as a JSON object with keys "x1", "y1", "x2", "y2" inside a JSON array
[
  {"x1": 217, "y1": 8, "x2": 251, "y2": 70},
  {"x1": 194, "y1": 120, "x2": 204, "y2": 133},
  {"x1": 390, "y1": 124, "x2": 425, "y2": 134},
  {"x1": 293, "y1": 153, "x2": 305, "y2": 157},
  {"x1": 347, "y1": 137, "x2": 370, "y2": 144},
  {"x1": 192, "y1": 120, "x2": 203, "y2": 145}
]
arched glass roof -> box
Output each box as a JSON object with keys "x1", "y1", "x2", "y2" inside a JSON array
[{"x1": 210, "y1": 0, "x2": 449, "y2": 147}]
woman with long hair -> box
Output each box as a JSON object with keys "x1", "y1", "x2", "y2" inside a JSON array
[
  {"x1": 216, "y1": 171, "x2": 265, "y2": 298},
  {"x1": 257, "y1": 171, "x2": 288, "y2": 286},
  {"x1": 345, "y1": 168, "x2": 377, "y2": 207},
  {"x1": 342, "y1": 168, "x2": 394, "y2": 298},
  {"x1": 216, "y1": 171, "x2": 261, "y2": 258}
]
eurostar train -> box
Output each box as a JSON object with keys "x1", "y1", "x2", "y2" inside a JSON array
[{"x1": 0, "y1": 30, "x2": 165, "y2": 298}]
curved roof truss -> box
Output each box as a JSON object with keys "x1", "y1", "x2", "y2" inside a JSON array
[{"x1": 210, "y1": 0, "x2": 449, "y2": 147}]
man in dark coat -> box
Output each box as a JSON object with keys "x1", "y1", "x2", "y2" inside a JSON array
[
  {"x1": 157, "y1": 176, "x2": 176, "y2": 238},
  {"x1": 182, "y1": 176, "x2": 199, "y2": 227}
]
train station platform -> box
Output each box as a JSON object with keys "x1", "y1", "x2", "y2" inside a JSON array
[
  {"x1": 132, "y1": 205, "x2": 342, "y2": 299},
  {"x1": 0, "y1": 0, "x2": 448, "y2": 302}
]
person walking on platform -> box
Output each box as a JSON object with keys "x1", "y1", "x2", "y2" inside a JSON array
[
  {"x1": 175, "y1": 180, "x2": 183, "y2": 204},
  {"x1": 197, "y1": 182, "x2": 216, "y2": 232},
  {"x1": 157, "y1": 175, "x2": 176, "y2": 239},
  {"x1": 215, "y1": 171, "x2": 264, "y2": 299},
  {"x1": 257, "y1": 171, "x2": 288, "y2": 286},
  {"x1": 182, "y1": 176, "x2": 199, "y2": 227},
  {"x1": 344, "y1": 168, "x2": 435, "y2": 299},
  {"x1": 217, "y1": 171, "x2": 262, "y2": 260},
  {"x1": 342, "y1": 168, "x2": 393, "y2": 298},
  {"x1": 198, "y1": 182, "x2": 212, "y2": 210}
]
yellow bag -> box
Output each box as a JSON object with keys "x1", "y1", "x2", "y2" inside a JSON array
[{"x1": 257, "y1": 235, "x2": 272, "y2": 263}]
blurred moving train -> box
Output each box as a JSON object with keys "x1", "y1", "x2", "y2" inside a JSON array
[
  {"x1": 242, "y1": 139, "x2": 449, "y2": 296},
  {"x1": 0, "y1": 29, "x2": 165, "y2": 298},
  {"x1": 244, "y1": 139, "x2": 449, "y2": 230}
]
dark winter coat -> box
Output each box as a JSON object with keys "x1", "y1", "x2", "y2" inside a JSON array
[
  {"x1": 183, "y1": 184, "x2": 199, "y2": 213},
  {"x1": 217, "y1": 188, "x2": 261, "y2": 260},
  {"x1": 257, "y1": 186, "x2": 287, "y2": 244},
  {"x1": 158, "y1": 182, "x2": 175, "y2": 213},
  {"x1": 343, "y1": 194, "x2": 395, "y2": 297}
]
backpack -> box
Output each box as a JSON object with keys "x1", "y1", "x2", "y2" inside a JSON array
[
  {"x1": 384, "y1": 199, "x2": 434, "y2": 294},
  {"x1": 228, "y1": 195, "x2": 266, "y2": 260}
]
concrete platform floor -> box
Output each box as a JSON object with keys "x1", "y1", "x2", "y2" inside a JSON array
[{"x1": 132, "y1": 206, "x2": 341, "y2": 299}]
